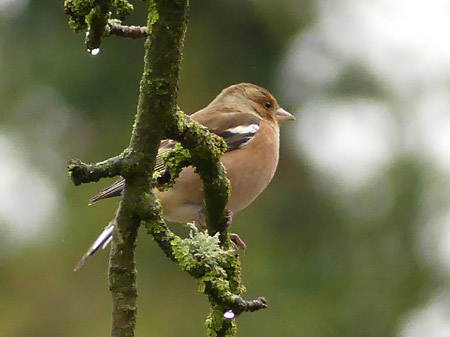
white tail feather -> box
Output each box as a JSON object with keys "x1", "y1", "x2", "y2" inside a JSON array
[{"x1": 74, "y1": 220, "x2": 115, "y2": 271}]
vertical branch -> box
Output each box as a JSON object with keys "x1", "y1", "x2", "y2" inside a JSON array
[
  {"x1": 108, "y1": 0, "x2": 189, "y2": 336},
  {"x1": 108, "y1": 199, "x2": 139, "y2": 337}
]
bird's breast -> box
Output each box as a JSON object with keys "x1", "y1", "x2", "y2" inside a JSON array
[
  {"x1": 156, "y1": 122, "x2": 280, "y2": 223},
  {"x1": 223, "y1": 122, "x2": 280, "y2": 214}
]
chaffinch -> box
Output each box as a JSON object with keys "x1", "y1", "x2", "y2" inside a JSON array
[{"x1": 75, "y1": 83, "x2": 294, "y2": 270}]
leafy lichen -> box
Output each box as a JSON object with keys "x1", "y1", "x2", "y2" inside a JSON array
[
  {"x1": 114, "y1": 0, "x2": 134, "y2": 19},
  {"x1": 64, "y1": 0, "x2": 94, "y2": 32}
]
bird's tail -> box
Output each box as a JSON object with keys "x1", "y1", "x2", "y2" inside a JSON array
[{"x1": 74, "y1": 220, "x2": 115, "y2": 271}]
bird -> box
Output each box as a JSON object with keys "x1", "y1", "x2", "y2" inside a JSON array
[{"x1": 74, "y1": 83, "x2": 295, "y2": 271}]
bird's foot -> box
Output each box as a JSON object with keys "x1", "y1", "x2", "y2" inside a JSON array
[
  {"x1": 196, "y1": 209, "x2": 246, "y2": 252},
  {"x1": 196, "y1": 209, "x2": 207, "y2": 231},
  {"x1": 224, "y1": 210, "x2": 247, "y2": 252},
  {"x1": 225, "y1": 209, "x2": 233, "y2": 229},
  {"x1": 230, "y1": 232, "x2": 247, "y2": 253},
  {"x1": 196, "y1": 208, "x2": 233, "y2": 231}
]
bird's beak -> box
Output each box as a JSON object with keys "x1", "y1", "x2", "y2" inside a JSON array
[{"x1": 275, "y1": 107, "x2": 295, "y2": 123}]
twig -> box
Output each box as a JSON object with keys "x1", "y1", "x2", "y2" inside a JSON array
[{"x1": 109, "y1": 23, "x2": 147, "y2": 38}]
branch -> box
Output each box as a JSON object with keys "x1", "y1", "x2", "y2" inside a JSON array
[
  {"x1": 68, "y1": 154, "x2": 124, "y2": 186},
  {"x1": 109, "y1": 23, "x2": 147, "y2": 38},
  {"x1": 107, "y1": 0, "x2": 190, "y2": 335},
  {"x1": 66, "y1": 0, "x2": 267, "y2": 336},
  {"x1": 64, "y1": 0, "x2": 135, "y2": 50},
  {"x1": 167, "y1": 110, "x2": 231, "y2": 238},
  {"x1": 84, "y1": 0, "x2": 113, "y2": 51},
  {"x1": 142, "y1": 213, "x2": 267, "y2": 325}
]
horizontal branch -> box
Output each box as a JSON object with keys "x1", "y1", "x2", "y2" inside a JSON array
[
  {"x1": 68, "y1": 156, "x2": 123, "y2": 186},
  {"x1": 223, "y1": 295, "x2": 267, "y2": 314},
  {"x1": 109, "y1": 23, "x2": 147, "y2": 38}
]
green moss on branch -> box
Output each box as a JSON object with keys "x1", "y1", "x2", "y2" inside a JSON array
[
  {"x1": 107, "y1": 1, "x2": 189, "y2": 336},
  {"x1": 64, "y1": 0, "x2": 135, "y2": 50},
  {"x1": 167, "y1": 110, "x2": 231, "y2": 236},
  {"x1": 143, "y1": 221, "x2": 268, "y2": 323},
  {"x1": 68, "y1": 156, "x2": 123, "y2": 186}
]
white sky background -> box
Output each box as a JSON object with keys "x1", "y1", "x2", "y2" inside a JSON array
[
  {"x1": 279, "y1": 0, "x2": 450, "y2": 335},
  {"x1": 0, "y1": 0, "x2": 28, "y2": 17},
  {"x1": 0, "y1": 85, "x2": 77, "y2": 247},
  {"x1": 0, "y1": 132, "x2": 59, "y2": 243}
]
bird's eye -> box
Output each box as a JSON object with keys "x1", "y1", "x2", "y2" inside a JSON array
[{"x1": 264, "y1": 101, "x2": 272, "y2": 109}]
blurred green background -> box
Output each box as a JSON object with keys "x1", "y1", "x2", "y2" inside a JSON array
[{"x1": 2, "y1": 0, "x2": 450, "y2": 336}]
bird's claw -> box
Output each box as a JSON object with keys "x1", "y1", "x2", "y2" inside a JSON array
[{"x1": 230, "y1": 233, "x2": 247, "y2": 253}]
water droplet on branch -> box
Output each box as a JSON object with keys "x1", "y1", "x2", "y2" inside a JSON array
[
  {"x1": 223, "y1": 310, "x2": 235, "y2": 320},
  {"x1": 88, "y1": 48, "x2": 100, "y2": 56}
]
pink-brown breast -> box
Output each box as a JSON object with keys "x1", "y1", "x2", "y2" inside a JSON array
[
  {"x1": 156, "y1": 120, "x2": 280, "y2": 223},
  {"x1": 224, "y1": 121, "x2": 279, "y2": 213}
]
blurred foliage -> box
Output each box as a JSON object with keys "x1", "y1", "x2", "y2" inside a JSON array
[{"x1": 0, "y1": 0, "x2": 438, "y2": 336}]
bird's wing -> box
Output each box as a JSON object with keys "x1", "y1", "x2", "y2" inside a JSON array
[
  {"x1": 192, "y1": 110, "x2": 261, "y2": 151},
  {"x1": 89, "y1": 112, "x2": 260, "y2": 204},
  {"x1": 88, "y1": 176, "x2": 125, "y2": 205},
  {"x1": 88, "y1": 139, "x2": 176, "y2": 205}
]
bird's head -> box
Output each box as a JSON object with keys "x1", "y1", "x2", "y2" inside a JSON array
[{"x1": 210, "y1": 83, "x2": 295, "y2": 127}]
